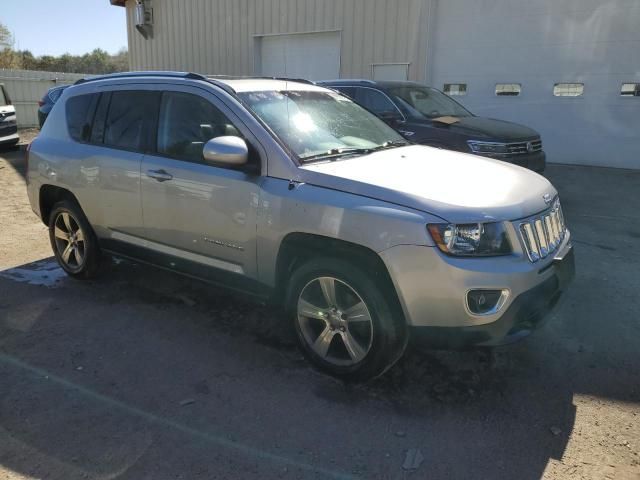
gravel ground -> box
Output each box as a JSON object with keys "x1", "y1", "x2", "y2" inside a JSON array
[
  {"x1": 0, "y1": 149, "x2": 638, "y2": 480},
  {"x1": 16, "y1": 128, "x2": 39, "y2": 146}
]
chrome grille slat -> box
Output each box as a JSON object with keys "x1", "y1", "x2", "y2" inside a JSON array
[
  {"x1": 518, "y1": 200, "x2": 567, "y2": 262},
  {"x1": 505, "y1": 139, "x2": 543, "y2": 155}
]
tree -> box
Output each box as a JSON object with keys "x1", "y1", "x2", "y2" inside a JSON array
[
  {"x1": 0, "y1": 22, "x2": 21, "y2": 69},
  {"x1": 0, "y1": 21, "x2": 129, "y2": 73},
  {"x1": 0, "y1": 22, "x2": 13, "y2": 49}
]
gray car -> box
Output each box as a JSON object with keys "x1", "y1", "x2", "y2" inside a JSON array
[{"x1": 26, "y1": 72, "x2": 574, "y2": 380}]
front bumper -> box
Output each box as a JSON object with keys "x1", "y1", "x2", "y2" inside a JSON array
[
  {"x1": 481, "y1": 150, "x2": 546, "y2": 173},
  {"x1": 412, "y1": 246, "x2": 574, "y2": 347},
  {"x1": 0, "y1": 122, "x2": 19, "y2": 145},
  {"x1": 380, "y1": 233, "x2": 574, "y2": 348}
]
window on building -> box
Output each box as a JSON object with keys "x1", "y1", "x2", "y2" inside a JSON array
[
  {"x1": 157, "y1": 91, "x2": 241, "y2": 163},
  {"x1": 443, "y1": 84, "x2": 467, "y2": 96},
  {"x1": 620, "y1": 83, "x2": 640, "y2": 97},
  {"x1": 495, "y1": 83, "x2": 521, "y2": 96},
  {"x1": 66, "y1": 93, "x2": 100, "y2": 143},
  {"x1": 104, "y1": 91, "x2": 159, "y2": 151},
  {"x1": 354, "y1": 88, "x2": 399, "y2": 116},
  {"x1": 553, "y1": 83, "x2": 584, "y2": 97}
]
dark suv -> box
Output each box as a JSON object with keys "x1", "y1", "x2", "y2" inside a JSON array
[{"x1": 320, "y1": 80, "x2": 546, "y2": 173}]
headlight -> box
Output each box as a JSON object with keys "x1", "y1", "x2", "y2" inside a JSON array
[
  {"x1": 427, "y1": 222, "x2": 512, "y2": 256},
  {"x1": 467, "y1": 141, "x2": 508, "y2": 154}
]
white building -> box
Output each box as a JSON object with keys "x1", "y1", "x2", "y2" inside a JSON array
[{"x1": 111, "y1": 0, "x2": 640, "y2": 169}]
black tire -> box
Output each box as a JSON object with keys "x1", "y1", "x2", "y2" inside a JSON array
[
  {"x1": 48, "y1": 199, "x2": 101, "y2": 279},
  {"x1": 286, "y1": 257, "x2": 407, "y2": 381}
]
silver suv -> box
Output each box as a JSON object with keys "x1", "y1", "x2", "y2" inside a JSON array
[{"x1": 26, "y1": 72, "x2": 574, "y2": 380}]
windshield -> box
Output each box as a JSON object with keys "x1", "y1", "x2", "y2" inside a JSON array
[
  {"x1": 0, "y1": 86, "x2": 7, "y2": 107},
  {"x1": 239, "y1": 89, "x2": 407, "y2": 161},
  {"x1": 388, "y1": 86, "x2": 472, "y2": 119}
]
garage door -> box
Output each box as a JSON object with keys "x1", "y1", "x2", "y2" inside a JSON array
[{"x1": 258, "y1": 32, "x2": 341, "y2": 81}]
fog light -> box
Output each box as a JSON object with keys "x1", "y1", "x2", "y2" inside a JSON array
[{"x1": 466, "y1": 289, "x2": 509, "y2": 315}]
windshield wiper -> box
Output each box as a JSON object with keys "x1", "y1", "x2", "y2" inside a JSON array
[
  {"x1": 370, "y1": 140, "x2": 410, "y2": 151},
  {"x1": 300, "y1": 141, "x2": 410, "y2": 163},
  {"x1": 301, "y1": 147, "x2": 374, "y2": 163}
]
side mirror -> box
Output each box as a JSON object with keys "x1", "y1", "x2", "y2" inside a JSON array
[
  {"x1": 379, "y1": 111, "x2": 403, "y2": 125},
  {"x1": 203, "y1": 136, "x2": 249, "y2": 166}
]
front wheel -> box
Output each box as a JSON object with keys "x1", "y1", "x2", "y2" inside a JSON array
[
  {"x1": 48, "y1": 200, "x2": 101, "y2": 279},
  {"x1": 286, "y1": 257, "x2": 407, "y2": 381}
]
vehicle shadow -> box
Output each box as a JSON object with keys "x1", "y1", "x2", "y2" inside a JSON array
[
  {"x1": 0, "y1": 146, "x2": 27, "y2": 181},
  {"x1": 0, "y1": 164, "x2": 638, "y2": 479},
  {"x1": 0, "y1": 251, "x2": 619, "y2": 480}
]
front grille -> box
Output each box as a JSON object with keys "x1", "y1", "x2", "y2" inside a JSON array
[
  {"x1": 506, "y1": 139, "x2": 542, "y2": 155},
  {"x1": 518, "y1": 199, "x2": 566, "y2": 262}
]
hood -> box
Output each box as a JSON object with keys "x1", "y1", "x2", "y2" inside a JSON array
[
  {"x1": 299, "y1": 145, "x2": 556, "y2": 223},
  {"x1": 0, "y1": 104, "x2": 15, "y2": 115},
  {"x1": 436, "y1": 116, "x2": 539, "y2": 141}
]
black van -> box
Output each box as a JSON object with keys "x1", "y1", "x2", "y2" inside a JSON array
[{"x1": 320, "y1": 80, "x2": 545, "y2": 173}]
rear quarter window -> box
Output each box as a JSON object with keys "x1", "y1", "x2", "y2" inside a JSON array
[{"x1": 66, "y1": 93, "x2": 100, "y2": 142}]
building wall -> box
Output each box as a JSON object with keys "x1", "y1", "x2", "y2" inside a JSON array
[
  {"x1": 122, "y1": 0, "x2": 640, "y2": 168},
  {"x1": 125, "y1": 0, "x2": 433, "y2": 81},
  {"x1": 428, "y1": 0, "x2": 640, "y2": 169}
]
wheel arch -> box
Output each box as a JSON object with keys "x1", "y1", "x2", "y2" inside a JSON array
[
  {"x1": 274, "y1": 232, "x2": 405, "y2": 322},
  {"x1": 39, "y1": 184, "x2": 81, "y2": 225}
]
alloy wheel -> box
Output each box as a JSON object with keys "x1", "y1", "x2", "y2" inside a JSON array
[
  {"x1": 53, "y1": 211, "x2": 86, "y2": 269},
  {"x1": 297, "y1": 276, "x2": 374, "y2": 366}
]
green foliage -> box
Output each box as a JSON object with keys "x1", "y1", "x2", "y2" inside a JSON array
[
  {"x1": 0, "y1": 23, "x2": 13, "y2": 49},
  {"x1": 11, "y1": 47, "x2": 129, "y2": 74},
  {"x1": 0, "y1": 22, "x2": 128, "y2": 73}
]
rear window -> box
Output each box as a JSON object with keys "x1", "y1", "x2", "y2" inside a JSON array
[
  {"x1": 66, "y1": 93, "x2": 100, "y2": 142},
  {"x1": 104, "y1": 91, "x2": 158, "y2": 151},
  {"x1": 333, "y1": 86, "x2": 356, "y2": 99},
  {"x1": 49, "y1": 86, "x2": 66, "y2": 103}
]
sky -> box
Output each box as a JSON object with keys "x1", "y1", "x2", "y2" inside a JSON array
[{"x1": 1, "y1": 0, "x2": 127, "y2": 56}]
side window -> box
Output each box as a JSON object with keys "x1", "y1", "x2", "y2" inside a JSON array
[
  {"x1": 66, "y1": 93, "x2": 99, "y2": 143},
  {"x1": 355, "y1": 88, "x2": 397, "y2": 115},
  {"x1": 157, "y1": 91, "x2": 241, "y2": 163},
  {"x1": 90, "y1": 92, "x2": 111, "y2": 144},
  {"x1": 104, "y1": 91, "x2": 158, "y2": 151}
]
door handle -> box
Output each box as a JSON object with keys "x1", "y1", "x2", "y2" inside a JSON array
[{"x1": 147, "y1": 169, "x2": 173, "y2": 182}]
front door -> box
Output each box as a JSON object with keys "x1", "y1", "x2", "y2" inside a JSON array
[{"x1": 140, "y1": 88, "x2": 262, "y2": 282}]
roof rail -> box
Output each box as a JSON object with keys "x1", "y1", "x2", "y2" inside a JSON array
[
  {"x1": 73, "y1": 71, "x2": 207, "y2": 85},
  {"x1": 269, "y1": 77, "x2": 315, "y2": 85},
  {"x1": 207, "y1": 75, "x2": 316, "y2": 85},
  {"x1": 319, "y1": 79, "x2": 377, "y2": 85}
]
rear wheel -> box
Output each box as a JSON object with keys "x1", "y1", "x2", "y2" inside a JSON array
[
  {"x1": 48, "y1": 200, "x2": 101, "y2": 279},
  {"x1": 287, "y1": 257, "x2": 407, "y2": 381}
]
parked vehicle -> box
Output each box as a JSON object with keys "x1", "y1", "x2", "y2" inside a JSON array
[
  {"x1": 38, "y1": 85, "x2": 70, "y2": 128},
  {"x1": 27, "y1": 72, "x2": 574, "y2": 380},
  {"x1": 320, "y1": 80, "x2": 546, "y2": 173},
  {"x1": 0, "y1": 83, "x2": 19, "y2": 147}
]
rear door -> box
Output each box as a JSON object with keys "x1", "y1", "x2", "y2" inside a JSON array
[
  {"x1": 92, "y1": 89, "x2": 159, "y2": 240},
  {"x1": 140, "y1": 87, "x2": 262, "y2": 281}
]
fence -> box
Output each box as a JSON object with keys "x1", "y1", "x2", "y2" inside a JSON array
[{"x1": 0, "y1": 69, "x2": 87, "y2": 128}]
